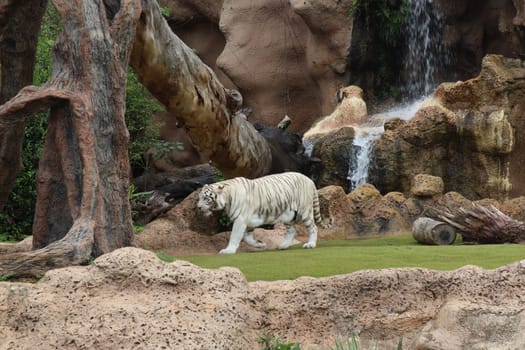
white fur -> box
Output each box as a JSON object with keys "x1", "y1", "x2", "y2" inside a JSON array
[{"x1": 196, "y1": 172, "x2": 324, "y2": 254}]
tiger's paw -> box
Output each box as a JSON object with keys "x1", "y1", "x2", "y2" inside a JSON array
[
  {"x1": 219, "y1": 248, "x2": 237, "y2": 254},
  {"x1": 303, "y1": 242, "x2": 316, "y2": 249}
]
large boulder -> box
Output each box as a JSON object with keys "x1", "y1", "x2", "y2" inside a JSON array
[{"x1": 370, "y1": 55, "x2": 525, "y2": 200}]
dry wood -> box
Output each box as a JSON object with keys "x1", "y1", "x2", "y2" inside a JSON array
[
  {"x1": 412, "y1": 217, "x2": 457, "y2": 245},
  {"x1": 437, "y1": 203, "x2": 525, "y2": 244}
]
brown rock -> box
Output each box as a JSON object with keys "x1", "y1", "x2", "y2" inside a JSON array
[
  {"x1": 500, "y1": 196, "x2": 525, "y2": 221},
  {"x1": 436, "y1": 0, "x2": 525, "y2": 82},
  {"x1": 347, "y1": 183, "x2": 382, "y2": 213},
  {"x1": 317, "y1": 185, "x2": 350, "y2": 239},
  {"x1": 411, "y1": 174, "x2": 445, "y2": 198}
]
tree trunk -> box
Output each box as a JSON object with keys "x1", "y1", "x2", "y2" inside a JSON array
[
  {"x1": 437, "y1": 204, "x2": 525, "y2": 244},
  {"x1": 0, "y1": 0, "x2": 280, "y2": 277},
  {"x1": 0, "y1": 0, "x2": 141, "y2": 277},
  {"x1": 129, "y1": 1, "x2": 272, "y2": 178},
  {"x1": 412, "y1": 217, "x2": 457, "y2": 245},
  {"x1": 0, "y1": 0, "x2": 47, "y2": 212}
]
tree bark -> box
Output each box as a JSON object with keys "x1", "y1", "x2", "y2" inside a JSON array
[
  {"x1": 412, "y1": 217, "x2": 457, "y2": 245},
  {"x1": 129, "y1": 1, "x2": 272, "y2": 178},
  {"x1": 0, "y1": 0, "x2": 280, "y2": 277},
  {"x1": 437, "y1": 204, "x2": 525, "y2": 244},
  {"x1": 0, "y1": 0, "x2": 47, "y2": 211},
  {"x1": 0, "y1": 0, "x2": 141, "y2": 277}
]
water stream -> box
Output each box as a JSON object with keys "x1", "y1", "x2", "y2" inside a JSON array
[{"x1": 347, "y1": 0, "x2": 447, "y2": 191}]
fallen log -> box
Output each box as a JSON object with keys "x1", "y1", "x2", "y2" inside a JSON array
[
  {"x1": 412, "y1": 217, "x2": 457, "y2": 245},
  {"x1": 436, "y1": 204, "x2": 525, "y2": 244}
]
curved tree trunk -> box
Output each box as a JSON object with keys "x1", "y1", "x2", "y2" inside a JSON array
[
  {"x1": 0, "y1": 0, "x2": 47, "y2": 212},
  {"x1": 129, "y1": 0, "x2": 272, "y2": 178},
  {"x1": 0, "y1": 0, "x2": 140, "y2": 277},
  {"x1": 0, "y1": 0, "x2": 276, "y2": 277}
]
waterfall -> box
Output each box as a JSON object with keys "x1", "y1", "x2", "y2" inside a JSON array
[
  {"x1": 403, "y1": 0, "x2": 448, "y2": 100},
  {"x1": 349, "y1": 126, "x2": 384, "y2": 190},
  {"x1": 347, "y1": 0, "x2": 447, "y2": 191}
]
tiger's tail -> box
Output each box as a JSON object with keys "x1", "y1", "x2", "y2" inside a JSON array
[{"x1": 313, "y1": 189, "x2": 333, "y2": 229}]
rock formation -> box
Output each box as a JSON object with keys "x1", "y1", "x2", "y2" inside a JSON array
[
  {"x1": 369, "y1": 55, "x2": 524, "y2": 200},
  {"x1": 158, "y1": 0, "x2": 355, "y2": 135},
  {"x1": 0, "y1": 247, "x2": 523, "y2": 349}
]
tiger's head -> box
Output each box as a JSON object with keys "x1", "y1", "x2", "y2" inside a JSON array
[{"x1": 197, "y1": 183, "x2": 227, "y2": 217}]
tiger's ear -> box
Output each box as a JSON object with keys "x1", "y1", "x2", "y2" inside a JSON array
[{"x1": 217, "y1": 184, "x2": 225, "y2": 190}]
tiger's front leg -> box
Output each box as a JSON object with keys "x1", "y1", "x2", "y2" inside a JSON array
[{"x1": 220, "y1": 220, "x2": 246, "y2": 254}]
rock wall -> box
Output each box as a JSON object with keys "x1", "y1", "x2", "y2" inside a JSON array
[{"x1": 0, "y1": 247, "x2": 523, "y2": 349}]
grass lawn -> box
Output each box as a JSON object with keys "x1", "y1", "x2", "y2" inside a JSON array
[{"x1": 175, "y1": 234, "x2": 525, "y2": 282}]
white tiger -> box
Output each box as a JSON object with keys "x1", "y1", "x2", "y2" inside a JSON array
[{"x1": 197, "y1": 172, "x2": 328, "y2": 254}]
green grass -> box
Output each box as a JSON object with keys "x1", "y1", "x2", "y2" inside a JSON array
[{"x1": 177, "y1": 234, "x2": 525, "y2": 282}]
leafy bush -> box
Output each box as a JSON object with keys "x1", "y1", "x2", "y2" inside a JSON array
[{"x1": 257, "y1": 333, "x2": 301, "y2": 350}]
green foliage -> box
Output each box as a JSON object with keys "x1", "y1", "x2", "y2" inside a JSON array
[
  {"x1": 181, "y1": 234, "x2": 525, "y2": 282},
  {"x1": 348, "y1": 0, "x2": 410, "y2": 100},
  {"x1": 126, "y1": 67, "x2": 169, "y2": 177},
  {"x1": 351, "y1": 0, "x2": 409, "y2": 46},
  {"x1": 218, "y1": 211, "x2": 233, "y2": 229},
  {"x1": 0, "y1": 274, "x2": 11, "y2": 282},
  {"x1": 160, "y1": 7, "x2": 171, "y2": 17},
  {"x1": 156, "y1": 250, "x2": 176, "y2": 263},
  {"x1": 257, "y1": 333, "x2": 301, "y2": 350}
]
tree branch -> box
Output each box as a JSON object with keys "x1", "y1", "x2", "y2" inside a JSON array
[{"x1": 130, "y1": 0, "x2": 272, "y2": 178}]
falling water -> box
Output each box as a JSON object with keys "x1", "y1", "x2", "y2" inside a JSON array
[
  {"x1": 347, "y1": 0, "x2": 447, "y2": 191},
  {"x1": 403, "y1": 0, "x2": 448, "y2": 100}
]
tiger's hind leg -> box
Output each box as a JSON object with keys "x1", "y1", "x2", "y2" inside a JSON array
[
  {"x1": 244, "y1": 230, "x2": 267, "y2": 249},
  {"x1": 278, "y1": 224, "x2": 297, "y2": 250},
  {"x1": 220, "y1": 220, "x2": 246, "y2": 254},
  {"x1": 303, "y1": 218, "x2": 318, "y2": 249}
]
